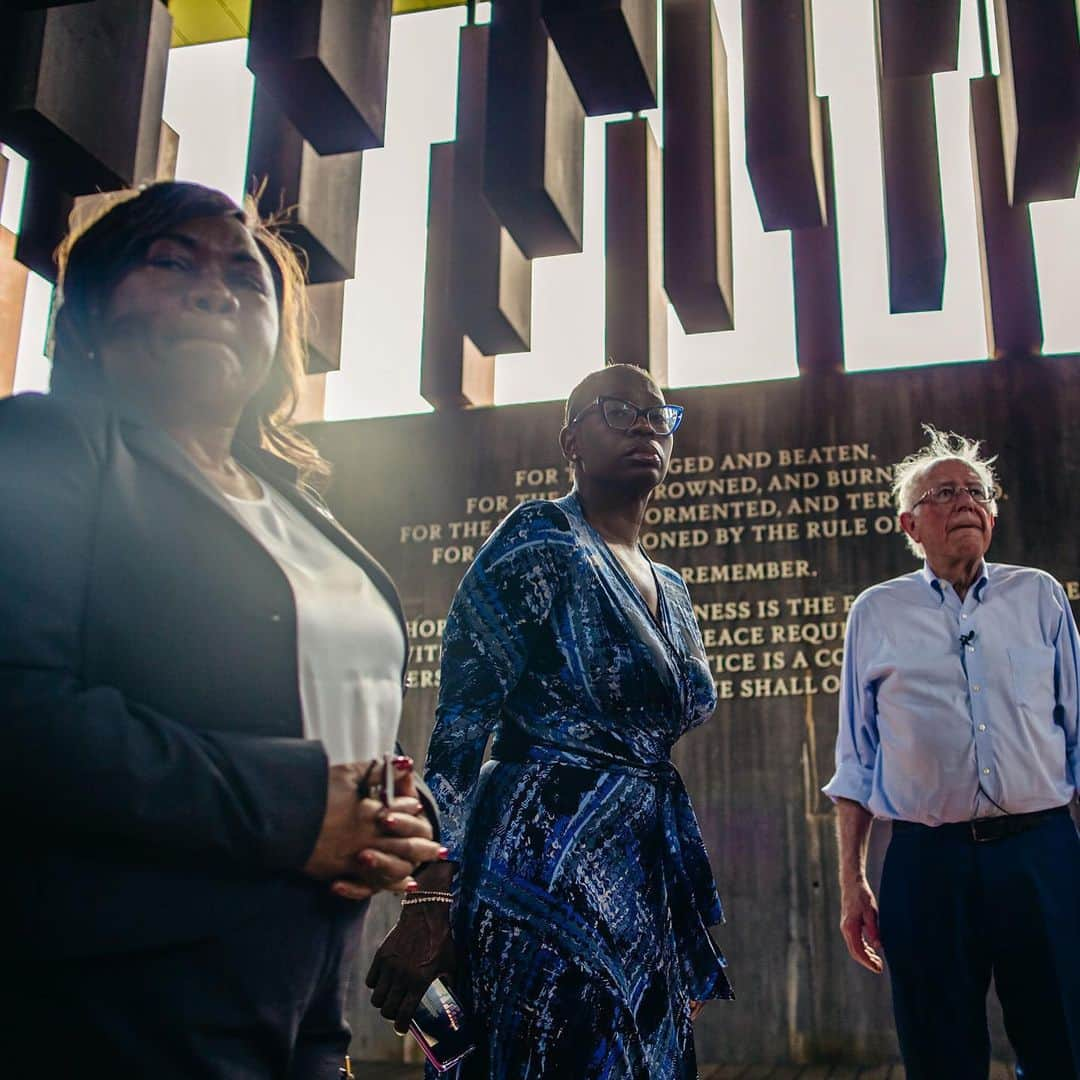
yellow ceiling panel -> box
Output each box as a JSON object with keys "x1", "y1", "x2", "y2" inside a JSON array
[
  {"x1": 169, "y1": 0, "x2": 251, "y2": 48},
  {"x1": 393, "y1": 0, "x2": 467, "y2": 12},
  {"x1": 168, "y1": 0, "x2": 466, "y2": 48}
]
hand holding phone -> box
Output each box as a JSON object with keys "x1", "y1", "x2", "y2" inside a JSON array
[{"x1": 407, "y1": 978, "x2": 475, "y2": 1074}]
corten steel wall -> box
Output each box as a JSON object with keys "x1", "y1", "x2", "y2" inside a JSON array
[{"x1": 309, "y1": 355, "x2": 1080, "y2": 1066}]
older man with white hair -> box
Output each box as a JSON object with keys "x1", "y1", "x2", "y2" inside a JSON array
[{"x1": 824, "y1": 426, "x2": 1080, "y2": 1079}]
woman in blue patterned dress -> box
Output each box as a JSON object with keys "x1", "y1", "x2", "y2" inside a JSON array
[{"x1": 368, "y1": 364, "x2": 731, "y2": 1077}]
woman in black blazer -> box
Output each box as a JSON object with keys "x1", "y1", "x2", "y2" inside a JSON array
[{"x1": 0, "y1": 181, "x2": 442, "y2": 1077}]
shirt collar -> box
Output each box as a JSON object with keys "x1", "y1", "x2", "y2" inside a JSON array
[{"x1": 921, "y1": 560, "x2": 990, "y2": 603}]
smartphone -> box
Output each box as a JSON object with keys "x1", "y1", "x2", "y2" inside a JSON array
[{"x1": 408, "y1": 978, "x2": 475, "y2": 1074}]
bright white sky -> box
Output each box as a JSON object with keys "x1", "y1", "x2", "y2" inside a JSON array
[{"x1": 3, "y1": 0, "x2": 1077, "y2": 414}]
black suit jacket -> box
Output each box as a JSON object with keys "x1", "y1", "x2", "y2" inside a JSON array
[{"x1": 0, "y1": 389, "x2": 417, "y2": 958}]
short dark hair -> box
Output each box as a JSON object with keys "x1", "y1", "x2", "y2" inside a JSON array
[
  {"x1": 51, "y1": 180, "x2": 328, "y2": 484},
  {"x1": 564, "y1": 363, "x2": 662, "y2": 427}
]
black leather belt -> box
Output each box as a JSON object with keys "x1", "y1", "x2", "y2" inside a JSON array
[{"x1": 891, "y1": 805, "x2": 1070, "y2": 843}]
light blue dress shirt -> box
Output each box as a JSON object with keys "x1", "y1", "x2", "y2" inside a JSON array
[{"x1": 824, "y1": 561, "x2": 1080, "y2": 825}]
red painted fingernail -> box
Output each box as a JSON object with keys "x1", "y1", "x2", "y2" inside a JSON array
[
  {"x1": 357, "y1": 850, "x2": 375, "y2": 867},
  {"x1": 405, "y1": 879, "x2": 419, "y2": 892},
  {"x1": 383, "y1": 814, "x2": 397, "y2": 826},
  {"x1": 437, "y1": 846, "x2": 449, "y2": 860},
  {"x1": 393, "y1": 755, "x2": 414, "y2": 770}
]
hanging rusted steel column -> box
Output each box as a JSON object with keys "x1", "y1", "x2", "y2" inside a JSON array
[
  {"x1": 305, "y1": 281, "x2": 346, "y2": 373},
  {"x1": 14, "y1": 164, "x2": 73, "y2": 282},
  {"x1": 1, "y1": 0, "x2": 171, "y2": 194},
  {"x1": 741, "y1": 0, "x2": 826, "y2": 232},
  {"x1": 992, "y1": 0, "x2": 1080, "y2": 205},
  {"x1": 877, "y1": 76, "x2": 945, "y2": 312},
  {"x1": 157, "y1": 123, "x2": 180, "y2": 185},
  {"x1": 791, "y1": 99, "x2": 844, "y2": 373},
  {"x1": 418, "y1": 23, "x2": 533, "y2": 411},
  {"x1": 662, "y1": 0, "x2": 733, "y2": 335},
  {"x1": 875, "y1": 1, "x2": 947, "y2": 313},
  {"x1": 0, "y1": 207, "x2": 29, "y2": 396},
  {"x1": 247, "y1": 81, "x2": 364, "y2": 284},
  {"x1": 970, "y1": 76, "x2": 1042, "y2": 359},
  {"x1": 453, "y1": 24, "x2": 532, "y2": 356},
  {"x1": 420, "y1": 142, "x2": 495, "y2": 410},
  {"x1": 605, "y1": 117, "x2": 667, "y2": 384},
  {"x1": 247, "y1": 76, "x2": 363, "y2": 374},
  {"x1": 12, "y1": 117, "x2": 180, "y2": 285},
  {"x1": 248, "y1": 0, "x2": 392, "y2": 155},
  {"x1": 877, "y1": 0, "x2": 960, "y2": 77},
  {"x1": 484, "y1": 0, "x2": 586, "y2": 258},
  {"x1": 541, "y1": 0, "x2": 658, "y2": 114}
]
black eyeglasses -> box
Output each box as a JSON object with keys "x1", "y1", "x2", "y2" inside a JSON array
[
  {"x1": 912, "y1": 484, "x2": 995, "y2": 508},
  {"x1": 571, "y1": 396, "x2": 684, "y2": 436}
]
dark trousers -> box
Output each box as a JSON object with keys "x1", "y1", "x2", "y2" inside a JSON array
[
  {"x1": 6, "y1": 880, "x2": 368, "y2": 1080},
  {"x1": 879, "y1": 808, "x2": 1080, "y2": 1080}
]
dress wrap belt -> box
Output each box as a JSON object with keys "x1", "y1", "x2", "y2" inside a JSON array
[{"x1": 491, "y1": 731, "x2": 733, "y2": 1001}]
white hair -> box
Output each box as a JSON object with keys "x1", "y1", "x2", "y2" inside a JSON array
[{"x1": 892, "y1": 425, "x2": 998, "y2": 558}]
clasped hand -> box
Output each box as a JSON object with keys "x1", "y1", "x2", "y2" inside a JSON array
[{"x1": 303, "y1": 759, "x2": 443, "y2": 901}]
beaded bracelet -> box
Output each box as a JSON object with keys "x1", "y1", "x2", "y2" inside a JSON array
[{"x1": 401, "y1": 893, "x2": 453, "y2": 907}]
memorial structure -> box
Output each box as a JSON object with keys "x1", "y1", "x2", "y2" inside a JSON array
[
  {"x1": 313, "y1": 354, "x2": 1079, "y2": 1066},
  {"x1": 1, "y1": 0, "x2": 1077, "y2": 1068}
]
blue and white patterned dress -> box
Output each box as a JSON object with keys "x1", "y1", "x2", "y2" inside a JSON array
[{"x1": 425, "y1": 494, "x2": 732, "y2": 1079}]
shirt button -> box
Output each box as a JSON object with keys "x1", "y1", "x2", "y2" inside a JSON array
[
  {"x1": 982, "y1": 767, "x2": 991, "y2": 775},
  {"x1": 270, "y1": 613, "x2": 282, "y2": 622},
  {"x1": 962, "y1": 613, "x2": 969, "y2": 620},
  {"x1": 972, "y1": 684, "x2": 980, "y2": 692},
  {"x1": 977, "y1": 723, "x2": 987, "y2": 732},
  {"x1": 967, "y1": 645, "x2": 975, "y2": 652}
]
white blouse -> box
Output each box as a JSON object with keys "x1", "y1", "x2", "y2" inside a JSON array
[{"x1": 225, "y1": 480, "x2": 404, "y2": 766}]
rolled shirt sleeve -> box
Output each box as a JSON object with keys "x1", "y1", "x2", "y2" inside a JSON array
[
  {"x1": 823, "y1": 599, "x2": 878, "y2": 809},
  {"x1": 1051, "y1": 580, "x2": 1080, "y2": 798}
]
